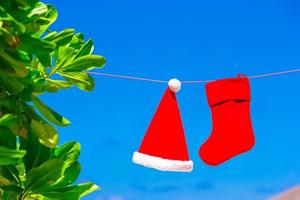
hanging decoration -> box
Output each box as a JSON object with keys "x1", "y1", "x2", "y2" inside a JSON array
[
  {"x1": 87, "y1": 68, "x2": 300, "y2": 172},
  {"x1": 132, "y1": 79, "x2": 193, "y2": 172},
  {"x1": 199, "y1": 75, "x2": 255, "y2": 166}
]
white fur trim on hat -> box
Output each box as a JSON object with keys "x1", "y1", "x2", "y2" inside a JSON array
[
  {"x1": 132, "y1": 151, "x2": 193, "y2": 172},
  {"x1": 168, "y1": 78, "x2": 181, "y2": 93}
]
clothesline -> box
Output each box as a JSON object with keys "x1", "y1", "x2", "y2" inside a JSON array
[{"x1": 87, "y1": 68, "x2": 300, "y2": 84}]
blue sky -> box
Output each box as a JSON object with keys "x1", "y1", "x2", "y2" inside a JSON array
[{"x1": 43, "y1": 0, "x2": 300, "y2": 199}]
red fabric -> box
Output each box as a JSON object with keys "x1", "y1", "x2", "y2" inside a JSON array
[
  {"x1": 138, "y1": 88, "x2": 190, "y2": 161},
  {"x1": 199, "y1": 76, "x2": 255, "y2": 166}
]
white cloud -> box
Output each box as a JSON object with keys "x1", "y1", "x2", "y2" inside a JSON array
[
  {"x1": 94, "y1": 195, "x2": 125, "y2": 200},
  {"x1": 109, "y1": 195, "x2": 125, "y2": 200}
]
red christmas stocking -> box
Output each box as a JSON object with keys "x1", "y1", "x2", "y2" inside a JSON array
[{"x1": 199, "y1": 75, "x2": 255, "y2": 166}]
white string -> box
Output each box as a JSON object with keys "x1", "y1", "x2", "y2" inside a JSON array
[{"x1": 87, "y1": 68, "x2": 300, "y2": 84}]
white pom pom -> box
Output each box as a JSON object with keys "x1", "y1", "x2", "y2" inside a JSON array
[{"x1": 168, "y1": 78, "x2": 181, "y2": 93}]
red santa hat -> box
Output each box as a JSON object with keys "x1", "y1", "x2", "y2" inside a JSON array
[{"x1": 132, "y1": 79, "x2": 193, "y2": 172}]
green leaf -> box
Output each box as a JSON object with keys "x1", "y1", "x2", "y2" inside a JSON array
[
  {"x1": 36, "y1": 17, "x2": 53, "y2": 26},
  {"x1": 0, "y1": 95, "x2": 18, "y2": 114},
  {"x1": 0, "y1": 62, "x2": 19, "y2": 77},
  {"x1": 35, "y1": 51, "x2": 52, "y2": 67},
  {"x1": 44, "y1": 29, "x2": 75, "y2": 46},
  {"x1": 51, "y1": 161, "x2": 81, "y2": 188},
  {"x1": 45, "y1": 142, "x2": 81, "y2": 188},
  {"x1": 15, "y1": 162, "x2": 26, "y2": 185},
  {"x1": 25, "y1": 158, "x2": 65, "y2": 193},
  {"x1": 0, "y1": 98, "x2": 24, "y2": 136},
  {"x1": 53, "y1": 142, "x2": 80, "y2": 160},
  {"x1": 20, "y1": 134, "x2": 50, "y2": 172},
  {"x1": 0, "y1": 7, "x2": 26, "y2": 34},
  {"x1": 54, "y1": 142, "x2": 80, "y2": 165},
  {"x1": 43, "y1": 5, "x2": 58, "y2": 23},
  {"x1": 50, "y1": 46, "x2": 75, "y2": 76},
  {"x1": 62, "y1": 55, "x2": 105, "y2": 72},
  {"x1": 44, "y1": 79, "x2": 72, "y2": 93},
  {"x1": 18, "y1": 35, "x2": 56, "y2": 54},
  {"x1": 0, "y1": 128, "x2": 16, "y2": 149},
  {"x1": 0, "y1": 51, "x2": 28, "y2": 78},
  {"x1": 0, "y1": 75, "x2": 24, "y2": 94},
  {"x1": 32, "y1": 97, "x2": 70, "y2": 127},
  {"x1": 31, "y1": 119, "x2": 58, "y2": 148},
  {"x1": 0, "y1": 76, "x2": 24, "y2": 94},
  {"x1": 1, "y1": 185, "x2": 23, "y2": 200},
  {"x1": 40, "y1": 182, "x2": 100, "y2": 199},
  {"x1": 35, "y1": 5, "x2": 58, "y2": 36},
  {"x1": 55, "y1": 46, "x2": 75, "y2": 65},
  {"x1": 38, "y1": 8, "x2": 57, "y2": 35},
  {"x1": 14, "y1": 0, "x2": 38, "y2": 8},
  {"x1": 74, "y1": 39, "x2": 94, "y2": 59},
  {"x1": 0, "y1": 175, "x2": 11, "y2": 186},
  {"x1": 59, "y1": 72, "x2": 95, "y2": 92},
  {"x1": 28, "y1": 57, "x2": 45, "y2": 74},
  {"x1": 69, "y1": 33, "x2": 85, "y2": 50},
  {"x1": 0, "y1": 166, "x2": 21, "y2": 185},
  {"x1": 27, "y1": 2, "x2": 48, "y2": 18},
  {"x1": 17, "y1": 50, "x2": 31, "y2": 62},
  {"x1": 0, "y1": 114, "x2": 18, "y2": 128},
  {"x1": 43, "y1": 31, "x2": 57, "y2": 40},
  {"x1": 0, "y1": 146, "x2": 26, "y2": 166}
]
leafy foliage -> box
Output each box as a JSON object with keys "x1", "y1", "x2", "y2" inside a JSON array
[{"x1": 0, "y1": 0, "x2": 105, "y2": 199}]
